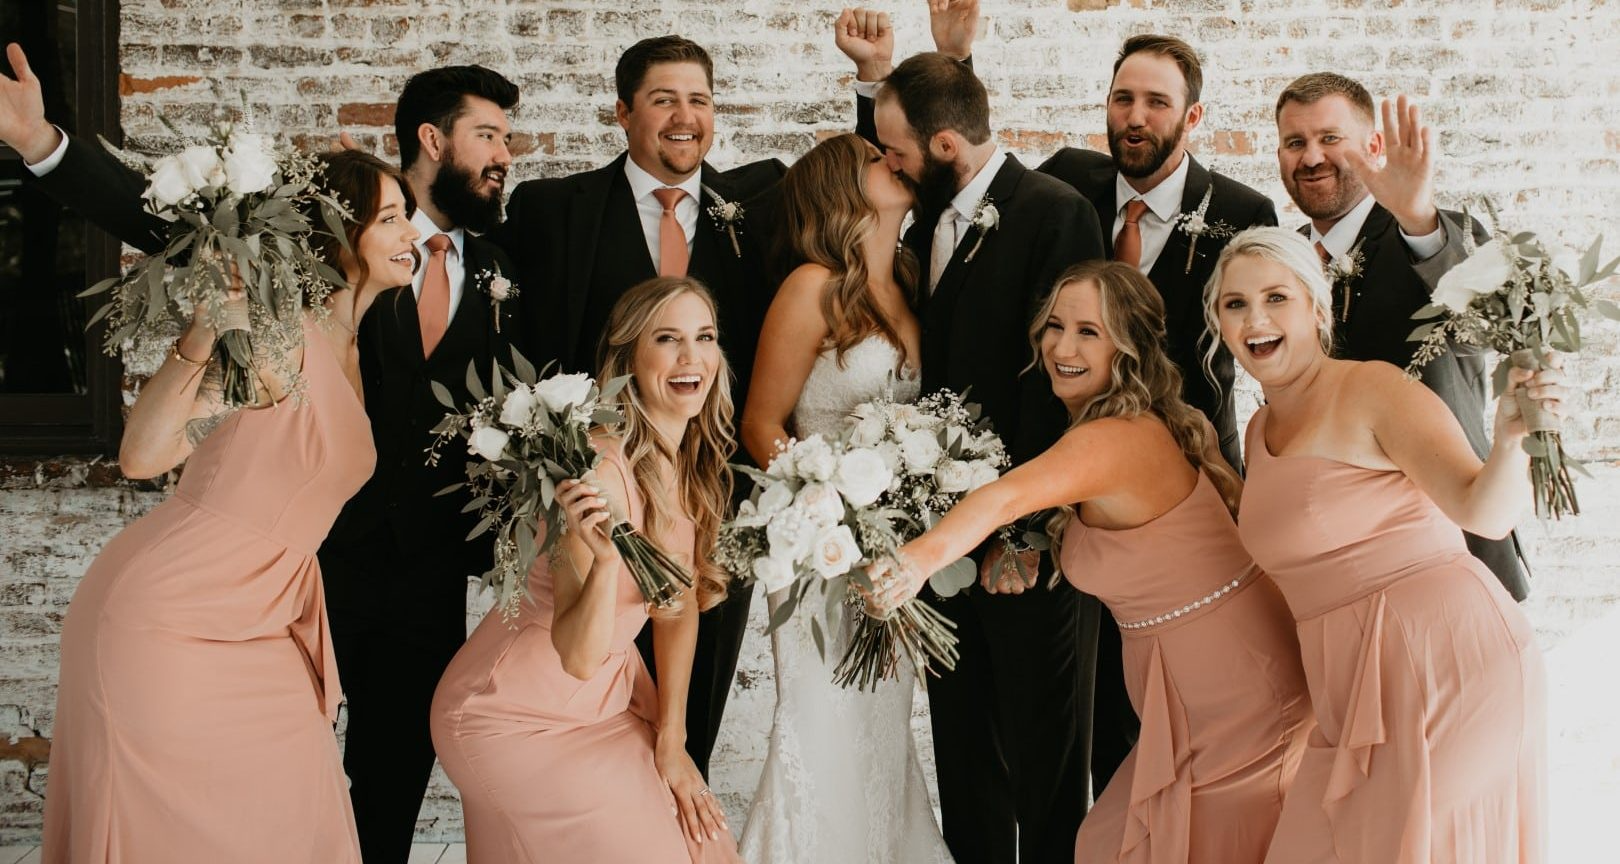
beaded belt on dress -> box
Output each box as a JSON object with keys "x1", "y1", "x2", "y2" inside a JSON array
[{"x1": 1117, "y1": 567, "x2": 1254, "y2": 631}]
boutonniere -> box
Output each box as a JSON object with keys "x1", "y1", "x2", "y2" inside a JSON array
[
  {"x1": 1325, "y1": 237, "x2": 1367, "y2": 322},
  {"x1": 1172, "y1": 186, "x2": 1236, "y2": 274},
  {"x1": 473, "y1": 266, "x2": 518, "y2": 333},
  {"x1": 700, "y1": 184, "x2": 744, "y2": 257},
  {"x1": 963, "y1": 197, "x2": 999, "y2": 263}
]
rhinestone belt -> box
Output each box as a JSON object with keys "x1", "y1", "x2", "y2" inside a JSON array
[{"x1": 1117, "y1": 569, "x2": 1252, "y2": 631}]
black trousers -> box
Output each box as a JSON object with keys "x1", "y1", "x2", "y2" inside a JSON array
[
  {"x1": 923, "y1": 578, "x2": 1095, "y2": 864},
  {"x1": 320, "y1": 532, "x2": 471, "y2": 864},
  {"x1": 634, "y1": 577, "x2": 756, "y2": 777},
  {"x1": 1087, "y1": 599, "x2": 1140, "y2": 799}
]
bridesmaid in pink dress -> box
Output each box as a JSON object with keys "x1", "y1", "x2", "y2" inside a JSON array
[
  {"x1": 43, "y1": 152, "x2": 421, "y2": 863},
  {"x1": 871, "y1": 261, "x2": 1313, "y2": 863},
  {"x1": 431, "y1": 277, "x2": 742, "y2": 864},
  {"x1": 1206, "y1": 227, "x2": 1557, "y2": 863}
]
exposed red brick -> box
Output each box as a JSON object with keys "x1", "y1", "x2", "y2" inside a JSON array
[
  {"x1": 337, "y1": 102, "x2": 396, "y2": 127},
  {"x1": 117, "y1": 74, "x2": 203, "y2": 96},
  {"x1": 998, "y1": 128, "x2": 1066, "y2": 153},
  {"x1": 0, "y1": 736, "x2": 50, "y2": 768},
  {"x1": 1211, "y1": 130, "x2": 1255, "y2": 156}
]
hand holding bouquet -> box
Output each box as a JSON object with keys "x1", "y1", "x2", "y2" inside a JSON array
[
  {"x1": 1408, "y1": 199, "x2": 1620, "y2": 519},
  {"x1": 429, "y1": 350, "x2": 693, "y2": 619}
]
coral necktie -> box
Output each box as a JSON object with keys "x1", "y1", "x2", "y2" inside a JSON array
[
  {"x1": 1113, "y1": 198, "x2": 1150, "y2": 269},
  {"x1": 653, "y1": 187, "x2": 689, "y2": 277},
  {"x1": 419, "y1": 233, "x2": 452, "y2": 357}
]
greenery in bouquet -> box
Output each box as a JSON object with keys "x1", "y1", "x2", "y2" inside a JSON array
[
  {"x1": 428, "y1": 349, "x2": 693, "y2": 619},
  {"x1": 83, "y1": 122, "x2": 351, "y2": 406},
  {"x1": 1407, "y1": 199, "x2": 1620, "y2": 519}
]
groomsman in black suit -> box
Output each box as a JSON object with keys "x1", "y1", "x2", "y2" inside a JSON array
[
  {"x1": 492, "y1": 35, "x2": 784, "y2": 779},
  {"x1": 1273, "y1": 73, "x2": 1529, "y2": 599},
  {"x1": 839, "y1": 6, "x2": 1107, "y2": 861},
  {"x1": 1034, "y1": 34, "x2": 1277, "y2": 797},
  {"x1": 317, "y1": 67, "x2": 525, "y2": 863}
]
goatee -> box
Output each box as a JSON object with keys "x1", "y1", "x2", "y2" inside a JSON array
[{"x1": 429, "y1": 157, "x2": 504, "y2": 234}]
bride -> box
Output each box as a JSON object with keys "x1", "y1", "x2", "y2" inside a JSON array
[{"x1": 737, "y1": 132, "x2": 952, "y2": 863}]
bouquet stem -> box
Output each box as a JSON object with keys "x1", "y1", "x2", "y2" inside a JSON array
[
  {"x1": 1529, "y1": 431, "x2": 1580, "y2": 519},
  {"x1": 833, "y1": 596, "x2": 959, "y2": 691},
  {"x1": 610, "y1": 522, "x2": 694, "y2": 608},
  {"x1": 215, "y1": 328, "x2": 257, "y2": 407}
]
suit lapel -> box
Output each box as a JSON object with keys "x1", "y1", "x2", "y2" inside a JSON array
[
  {"x1": 1146, "y1": 156, "x2": 1210, "y2": 284},
  {"x1": 562, "y1": 155, "x2": 628, "y2": 365},
  {"x1": 1090, "y1": 164, "x2": 1120, "y2": 258},
  {"x1": 929, "y1": 155, "x2": 1027, "y2": 317}
]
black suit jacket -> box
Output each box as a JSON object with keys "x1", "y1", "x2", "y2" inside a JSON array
[
  {"x1": 1307, "y1": 204, "x2": 1530, "y2": 599},
  {"x1": 494, "y1": 153, "x2": 785, "y2": 419},
  {"x1": 1037, "y1": 148, "x2": 1277, "y2": 468}
]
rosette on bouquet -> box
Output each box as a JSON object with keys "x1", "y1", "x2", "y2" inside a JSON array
[
  {"x1": 428, "y1": 348, "x2": 694, "y2": 619},
  {"x1": 717, "y1": 388, "x2": 1009, "y2": 690},
  {"x1": 83, "y1": 124, "x2": 351, "y2": 405},
  {"x1": 1407, "y1": 199, "x2": 1620, "y2": 519}
]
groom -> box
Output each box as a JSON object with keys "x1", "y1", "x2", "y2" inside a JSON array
[{"x1": 840, "y1": 8, "x2": 1107, "y2": 862}]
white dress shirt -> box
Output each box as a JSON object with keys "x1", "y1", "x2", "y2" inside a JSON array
[
  {"x1": 410, "y1": 209, "x2": 467, "y2": 325},
  {"x1": 625, "y1": 156, "x2": 702, "y2": 268},
  {"x1": 23, "y1": 126, "x2": 69, "y2": 176},
  {"x1": 1111, "y1": 153, "x2": 1191, "y2": 275},
  {"x1": 929, "y1": 147, "x2": 1008, "y2": 291},
  {"x1": 1311, "y1": 192, "x2": 1445, "y2": 261}
]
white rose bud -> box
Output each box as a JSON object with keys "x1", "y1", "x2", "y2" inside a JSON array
[
  {"x1": 766, "y1": 505, "x2": 816, "y2": 562},
  {"x1": 793, "y1": 436, "x2": 837, "y2": 482},
  {"x1": 753, "y1": 555, "x2": 797, "y2": 593},
  {"x1": 757, "y1": 482, "x2": 794, "y2": 517},
  {"x1": 794, "y1": 482, "x2": 846, "y2": 527},
  {"x1": 222, "y1": 133, "x2": 276, "y2": 195},
  {"x1": 808, "y1": 524, "x2": 862, "y2": 579},
  {"x1": 177, "y1": 144, "x2": 225, "y2": 191},
  {"x1": 498, "y1": 384, "x2": 538, "y2": 427},
  {"x1": 968, "y1": 460, "x2": 1001, "y2": 491},
  {"x1": 467, "y1": 425, "x2": 510, "y2": 461},
  {"x1": 874, "y1": 441, "x2": 903, "y2": 474},
  {"x1": 533, "y1": 372, "x2": 594, "y2": 413},
  {"x1": 849, "y1": 414, "x2": 886, "y2": 447},
  {"x1": 935, "y1": 459, "x2": 975, "y2": 494},
  {"x1": 144, "y1": 155, "x2": 196, "y2": 209},
  {"x1": 488, "y1": 275, "x2": 513, "y2": 301},
  {"x1": 899, "y1": 428, "x2": 943, "y2": 473},
  {"x1": 1433, "y1": 239, "x2": 1512, "y2": 313},
  {"x1": 832, "y1": 448, "x2": 892, "y2": 507}
]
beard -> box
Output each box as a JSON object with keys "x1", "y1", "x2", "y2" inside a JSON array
[
  {"x1": 1285, "y1": 164, "x2": 1367, "y2": 221},
  {"x1": 429, "y1": 148, "x2": 504, "y2": 234},
  {"x1": 905, "y1": 151, "x2": 961, "y2": 215},
  {"x1": 1107, "y1": 118, "x2": 1185, "y2": 179}
]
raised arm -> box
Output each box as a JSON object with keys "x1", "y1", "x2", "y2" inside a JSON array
[{"x1": 740, "y1": 264, "x2": 834, "y2": 466}]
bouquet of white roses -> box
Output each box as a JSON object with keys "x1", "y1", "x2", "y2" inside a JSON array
[
  {"x1": 84, "y1": 123, "x2": 350, "y2": 406},
  {"x1": 428, "y1": 349, "x2": 694, "y2": 619},
  {"x1": 717, "y1": 388, "x2": 1008, "y2": 690},
  {"x1": 1408, "y1": 199, "x2": 1620, "y2": 519}
]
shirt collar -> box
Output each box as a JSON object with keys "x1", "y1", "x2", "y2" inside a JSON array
[
  {"x1": 948, "y1": 147, "x2": 1007, "y2": 219},
  {"x1": 411, "y1": 208, "x2": 465, "y2": 256},
  {"x1": 624, "y1": 154, "x2": 704, "y2": 204},
  {"x1": 1310, "y1": 193, "x2": 1377, "y2": 259},
  {"x1": 1113, "y1": 152, "x2": 1191, "y2": 223}
]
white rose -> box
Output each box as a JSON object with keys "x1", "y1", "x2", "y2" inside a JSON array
[
  {"x1": 757, "y1": 481, "x2": 794, "y2": 518},
  {"x1": 144, "y1": 155, "x2": 196, "y2": 208},
  {"x1": 849, "y1": 414, "x2": 887, "y2": 447},
  {"x1": 765, "y1": 505, "x2": 816, "y2": 562},
  {"x1": 223, "y1": 134, "x2": 276, "y2": 195},
  {"x1": 898, "y1": 428, "x2": 943, "y2": 473},
  {"x1": 488, "y1": 275, "x2": 513, "y2": 301},
  {"x1": 795, "y1": 482, "x2": 847, "y2": 527},
  {"x1": 533, "y1": 372, "x2": 594, "y2": 413},
  {"x1": 968, "y1": 459, "x2": 1001, "y2": 491},
  {"x1": 732, "y1": 499, "x2": 768, "y2": 529},
  {"x1": 792, "y1": 436, "x2": 837, "y2": 482},
  {"x1": 891, "y1": 404, "x2": 926, "y2": 430},
  {"x1": 1433, "y1": 239, "x2": 1512, "y2": 313},
  {"x1": 498, "y1": 384, "x2": 538, "y2": 427},
  {"x1": 935, "y1": 459, "x2": 975, "y2": 494},
  {"x1": 808, "y1": 524, "x2": 862, "y2": 579},
  {"x1": 874, "y1": 441, "x2": 903, "y2": 474},
  {"x1": 467, "y1": 425, "x2": 510, "y2": 461},
  {"x1": 752, "y1": 555, "x2": 797, "y2": 593},
  {"x1": 832, "y1": 448, "x2": 892, "y2": 507},
  {"x1": 177, "y1": 144, "x2": 225, "y2": 191}
]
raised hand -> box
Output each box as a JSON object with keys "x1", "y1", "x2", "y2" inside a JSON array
[
  {"x1": 558, "y1": 477, "x2": 621, "y2": 566},
  {"x1": 835, "y1": 7, "x2": 895, "y2": 82},
  {"x1": 0, "y1": 43, "x2": 62, "y2": 163},
  {"x1": 1337, "y1": 94, "x2": 1439, "y2": 237},
  {"x1": 1495, "y1": 354, "x2": 1571, "y2": 443},
  {"x1": 928, "y1": 0, "x2": 980, "y2": 60}
]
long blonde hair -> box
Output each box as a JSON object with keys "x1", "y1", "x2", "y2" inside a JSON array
[
  {"x1": 778, "y1": 132, "x2": 919, "y2": 365},
  {"x1": 1201, "y1": 226, "x2": 1336, "y2": 386},
  {"x1": 1027, "y1": 261, "x2": 1243, "y2": 547},
  {"x1": 596, "y1": 277, "x2": 736, "y2": 612}
]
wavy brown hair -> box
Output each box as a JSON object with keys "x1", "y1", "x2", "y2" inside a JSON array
[
  {"x1": 778, "y1": 132, "x2": 919, "y2": 366},
  {"x1": 597, "y1": 277, "x2": 737, "y2": 613},
  {"x1": 310, "y1": 150, "x2": 417, "y2": 298},
  {"x1": 1027, "y1": 261, "x2": 1243, "y2": 554}
]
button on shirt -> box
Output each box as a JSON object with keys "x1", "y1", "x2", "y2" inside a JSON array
[
  {"x1": 1111, "y1": 153, "x2": 1190, "y2": 275},
  {"x1": 625, "y1": 157, "x2": 701, "y2": 269},
  {"x1": 1311, "y1": 193, "x2": 1445, "y2": 262},
  {"x1": 410, "y1": 209, "x2": 466, "y2": 325},
  {"x1": 930, "y1": 147, "x2": 1008, "y2": 292}
]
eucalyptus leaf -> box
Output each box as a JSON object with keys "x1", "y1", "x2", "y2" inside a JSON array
[
  {"x1": 465, "y1": 362, "x2": 488, "y2": 401},
  {"x1": 511, "y1": 346, "x2": 537, "y2": 384},
  {"x1": 1410, "y1": 302, "x2": 1448, "y2": 320},
  {"x1": 466, "y1": 514, "x2": 496, "y2": 541},
  {"x1": 434, "y1": 482, "x2": 465, "y2": 497},
  {"x1": 431, "y1": 380, "x2": 457, "y2": 409},
  {"x1": 928, "y1": 557, "x2": 977, "y2": 598},
  {"x1": 811, "y1": 616, "x2": 825, "y2": 660},
  {"x1": 765, "y1": 590, "x2": 800, "y2": 635}
]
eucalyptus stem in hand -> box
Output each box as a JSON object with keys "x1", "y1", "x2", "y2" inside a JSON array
[{"x1": 611, "y1": 522, "x2": 694, "y2": 608}]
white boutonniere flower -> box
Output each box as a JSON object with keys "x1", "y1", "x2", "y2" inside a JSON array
[
  {"x1": 473, "y1": 267, "x2": 518, "y2": 332},
  {"x1": 1324, "y1": 237, "x2": 1367, "y2": 321},
  {"x1": 963, "y1": 197, "x2": 999, "y2": 263},
  {"x1": 1172, "y1": 186, "x2": 1236, "y2": 274},
  {"x1": 701, "y1": 184, "x2": 745, "y2": 257}
]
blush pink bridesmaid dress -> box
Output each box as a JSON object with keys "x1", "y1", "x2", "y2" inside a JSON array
[
  {"x1": 430, "y1": 440, "x2": 741, "y2": 864},
  {"x1": 43, "y1": 316, "x2": 371, "y2": 863},
  {"x1": 1060, "y1": 468, "x2": 1312, "y2": 864},
  {"x1": 1240, "y1": 406, "x2": 1546, "y2": 864}
]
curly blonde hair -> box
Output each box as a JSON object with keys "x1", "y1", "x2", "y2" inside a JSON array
[{"x1": 596, "y1": 277, "x2": 737, "y2": 612}]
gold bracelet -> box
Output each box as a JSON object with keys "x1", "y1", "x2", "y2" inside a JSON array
[{"x1": 171, "y1": 340, "x2": 210, "y2": 367}]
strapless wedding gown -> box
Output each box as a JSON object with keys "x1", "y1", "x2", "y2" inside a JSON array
[{"x1": 738, "y1": 337, "x2": 953, "y2": 864}]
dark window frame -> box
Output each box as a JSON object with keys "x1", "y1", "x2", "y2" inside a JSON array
[{"x1": 0, "y1": 0, "x2": 122, "y2": 455}]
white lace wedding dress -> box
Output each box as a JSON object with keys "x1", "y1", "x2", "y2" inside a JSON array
[{"x1": 738, "y1": 336, "x2": 954, "y2": 864}]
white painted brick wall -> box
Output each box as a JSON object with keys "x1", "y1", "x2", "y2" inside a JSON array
[{"x1": 3, "y1": 0, "x2": 1618, "y2": 845}]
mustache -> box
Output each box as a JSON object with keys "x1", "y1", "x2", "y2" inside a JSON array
[{"x1": 1293, "y1": 166, "x2": 1339, "y2": 182}]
